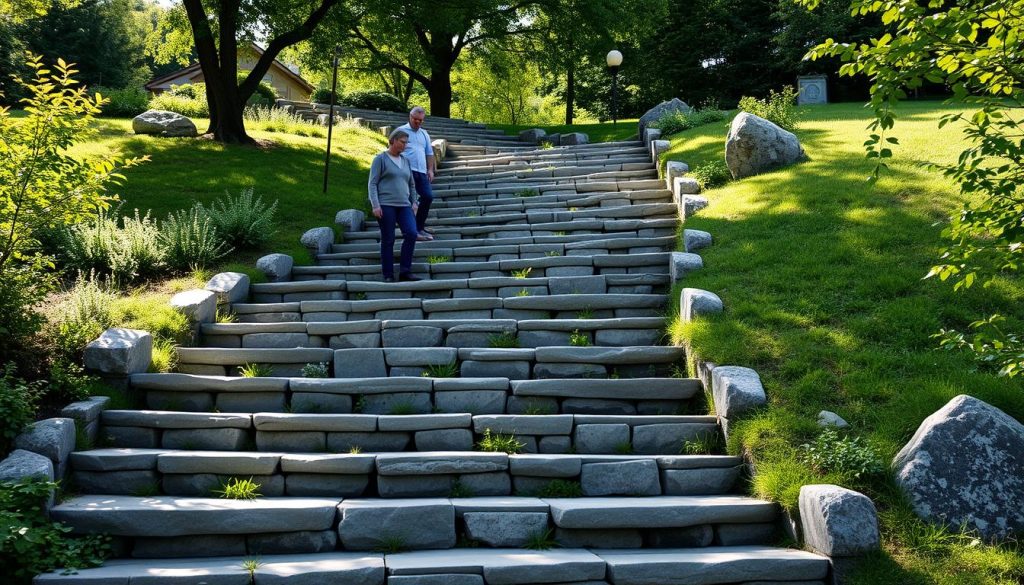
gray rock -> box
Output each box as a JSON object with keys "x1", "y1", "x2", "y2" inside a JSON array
[
  {"x1": 337, "y1": 499, "x2": 455, "y2": 550},
  {"x1": 545, "y1": 495, "x2": 778, "y2": 529},
  {"x1": 358, "y1": 393, "x2": 432, "y2": 415},
  {"x1": 15, "y1": 418, "x2": 75, "y2": 465},
  {"x1": 560, "y1": 132, "x2": 589, "y2": 146},
  {"x1": 384, "y1": 347, "x2": 458, "y2": 366},
  {"x1": 670, "y1": 252, "x2": 703, "y2": 284},
  {"x1": 726, "y1": 112, "x2": 806, "y2": 179},
  {"x1": 458, "y1": 471, "x2": 512, "y2": 496},
  {"x1": 509, "y1": 455, "x2": 581, "y2": 478},
  {"x1": 681, "y1": 288, "x2": 724, "y2": 322},
  {"x1": 644, "y1": 128, "x2": 662, "y2": 146},
  {"x1": 132, "y1": 109, "x2": 197, "y2": 137},
  {"x1": 382, "y1": 326, "x2": 444, "y2": 348},
  {"x1": 665, "y1": 160, "x2": 690, "y2": 182},
  {"x1": 681, "y1": 195, "x2": 709, "y2": 219},
  {"x1": 335, "y1": 348, "x2": 387, "y2": 378},
  {"x1": 817, "y1": 410, "x2": 850, "y2": 428},
  {"x1": 327, "y1": 431, "x2": 410, "y2": 452},
  {"x1": 376, "y1": 452, "x2": 507, "y2": 475},
  {"x1": 257, "y1": 253, "x2": 294, "y2": 282},
  {"x1": 519, "y1": 128, "x2": 547, "y2": 143},
  {"x1": 562, "y1": 399, "x2": 636, "y2": 415},
  {"x1": 390, "y1": 575, "x2": 483, "y2": 585},
  {"x1": 170, "y1": 289, "x2": 217, "y2": 324},
  {"x1": 330, "y1": 332, "x2": 382, "y2": 349},
  {"x1": 84, "y1": 328, "x2": 152, "y2": 375},
  {"x1": 464, "y1": 511, "x2": 549, "y2": 546},
  {"x1": 132, "y1": 534, "x2": 245, "y2": 558},
  {"x1": 156, "y1": 452, "x2": 278, "y2": 475},
  {"x1": 799, "y1": 484, "x2": 880, "y2": 556},
  {"x1": 648, "y1": 525, "x2": 715, "y2": 548},
  {"x1": 280, "y1": 453, "x2": 377, "y2": 474},
  {"x1": 715, "y1": 522, "x2": 778, "y2": 546},
  {"x1": 673, "y1": 176, "x2": 701, "y2": 196},
  {"x1": 555, "y1": 527, "x2": 643, "y2": 549},
  {"x1": 247, "y1": 530, "x2": 338, "y2": 554},
  {"x1": 435, "y1": 391, "x2": 507, "y2": 414},
  {"x1": 599, "y1": 547, "x2": 830, "y2": 584},
  {"x1": 683, "y1": 229, "x2": 713, "y2": 253},
  {"x1": 60, "y1": 396, "x2": 110, "y2": 424},
  {"x1": 650, "y1": 140, "x2": 671, "y2": 159},
  {"x1": 633, "y1": 424, "x2": 717, "y2": 455},
  {"x1": 102, "y1": 426, "x2": 159, "y2": 448},
  {"x1": 257, "y1": 431, "x2": 326, "y2": 452},
  {"x1": 205, "y1": 272, "x2": 250, "y2": 304},
  {"x1": 378, "y1": 413, "x2": 471, "y2": 432},
  {"x1": 162, "y1": 428, "x2": 249, "y2": 451},
  {"x1": 594, "y1": 329, "x2": 662, "y2": 347},
  {"x1": 377, "y1": 474, "x2": 452, "y2": 498},
  {"x1": 302, "y1": 227, "x2": 336, "y2": 256},
  {"x1": 638, "y1": 98, "x2": 692, "y2": 139},
  {"x1": 474, "y1": 415, "x2": 574, "y2": 436},
  {"x1": 574, "y1": 424, "x2": 630, "y2": 454},
  {"x1": 661, "y1": 467, "x2": 740, "y2": 495},
  {"x1": 581, "y1": 460, "x2": 661, "y2": 496},
  {"x1": 336, "y1": 209, "x2": 367, "y2": 233},
  {"x1": 255, "y1": 552, "x2": 386, "y2": 585},
  {"x1": 461, "y1": 360, "x2": 530, "y2": 379},
  {"x1": 712, "y1": 366, "x2": 766, "y2": 419},
  {"x1": 893, "y1": 394, "x2": 1024, "y2": 541},
  {"x1": 384, "y1": 548, "x2": 607, "y2": 585},
  {"x1": 285, "y1": 474, "x2": 369, "y2": 497},
  {"x1": 416, "y1": 429, "x2": 474, "y2": 451},
  {"x1": 0, "y1": 449, "x2": 53, "y2": 484}
]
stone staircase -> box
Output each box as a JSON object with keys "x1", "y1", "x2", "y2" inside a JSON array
[{"x1": 36, "y1": 129, "x2": 830, "y2": 583}]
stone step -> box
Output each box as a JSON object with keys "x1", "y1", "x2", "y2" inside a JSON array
[
  {"x1": 441, "y1": 140, "x2": 647, "y2": 165},
  {"x1": 226, "y1": 292, "x2": 668, "y2": 327},
  {"x1": 35, "y1": 546, "x2": 831, "y2": 584},
  {"x1": 434, "y1": 161, "x2": 655, "y2": 183},
  {"x1": 70, "y1": 448, "x2": 736, "y2": 499},
  {"x1": 359, "y1": 207, "x2": 676, "y2": 234},
  {"x1": 431, "y1": 168, "x2": 659, "y2": 190},
  {"x1": 342, "y1": 218, "x2": 678, "y2": 243},
  {"x1": 199, "y1": 317, "x2": 667, "y2": 350},
  {"x1": 124, "y1": 373, "x2": 698, "y2": 416},
  {"x1": 329, "y1": 231, "x2": 674, "y2": 254},
  {"x1": 426, "y1": 190, "x2": 669, "y2": 216},
  {"x1": 439, "y1": 156, "x2": 655, "y2": 178},
  {"x1": 429, "y1": 179, "x2": 668, "y2": 200},
  {"x1": 174, "y1": 344, "x2": 682, "y2": 379}
]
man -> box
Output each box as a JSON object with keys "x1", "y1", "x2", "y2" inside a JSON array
[{"x1": 397, "y1": 106, "x2": 437, "y2": 241}]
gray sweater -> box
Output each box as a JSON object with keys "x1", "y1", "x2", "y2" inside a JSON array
[{"x1": 368, "y1": 151, "x2": 418, "y2": 208}]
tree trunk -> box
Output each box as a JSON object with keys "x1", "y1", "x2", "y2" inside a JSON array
[
  {"x1": 429, "y1": 66, "x2": 453, "y2": 118},
  {"x1": 565, "y1": 63, "x2": 575, "y2": 125}
]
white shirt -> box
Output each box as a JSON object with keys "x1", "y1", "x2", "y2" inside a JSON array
[{"x1": 397, "y1": 123, "x2": 433, "y2": 173}]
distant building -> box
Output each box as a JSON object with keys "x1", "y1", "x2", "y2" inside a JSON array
[{"x1": 145, "y1": 42, "x2": 314, "y2": 101}]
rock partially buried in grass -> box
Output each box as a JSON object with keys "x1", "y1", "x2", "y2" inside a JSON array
[
  {"x1": 132, "y1": 109, "x2": 197, "y2": 137},
  {"x1": 893, "y1": 394, "x2": 1024, "y2": 541},
  {"x1": 725, "y1": 112, "x2": 805, "y2": 179},
  {"x1": 799, "y1": 484, "x2": 880, "y2": 556},
  {"x1": 639, "y1": 97, "x2": 692, "y2": 139},
  {"x1": 256, "y1": 253, "x2": 294, "y2": 282}
]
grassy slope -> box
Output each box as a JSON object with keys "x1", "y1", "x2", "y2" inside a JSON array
[
  {"x1": 70, "y1": 117, "x2": 387, "y2": 273},
  {"x1": 664, "y1": 102, "x2": 1024, "y2": 583},
  {"x1": 491, "y1": 119, "x2": 639, "y2": 143}
]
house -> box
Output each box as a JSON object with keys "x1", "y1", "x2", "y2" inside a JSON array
[{"x1": 145, "y1": 42, "x2": 314, "y2": 101}]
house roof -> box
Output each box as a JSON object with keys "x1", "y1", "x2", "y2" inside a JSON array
[{"x1": 144, "y1": 42, "x2": 314, "y2": 93}]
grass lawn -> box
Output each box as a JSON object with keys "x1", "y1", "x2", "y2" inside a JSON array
[
  {"x1": 491, "y1": 118, "x2": 639, "y2": 143},
  {"x1": 664, "y1": 101, "x2": 1024, "y2": 583},
  {"x1": 69, "y1": 117, "x2": 388, "y2": 273}
]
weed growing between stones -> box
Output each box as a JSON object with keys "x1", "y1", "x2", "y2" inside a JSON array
[
  {"x1": 239, "y1": 363, "x2": 273, "y2": 377},
  {"x1": 525, "y1": 528, "x2": 558, "y2": 551},
  {"x1": 488, "y1": 332, "x2": 520, "y2": 348},
  {"x1": 539, "y1": 141, "x2": 555, "y2": 150},
  {"x1": 553, "y1": 231, "x2": 567, "y2": 236},
  {"x1": 576, "y1": 308, "x2": 594, "y2": 319},
  {"x1": 353, "y1": 395, "x2": 367, "y2": 413},
  {"x1": 476, "y1": 429, "x2": 525, "y2": 454},
  {"x1": 421, "y1": 362, "x2": 459, "y2": 378},
  {"x1": 214, "y1": 477, "x2": 263, "y2": 500},
  {"x1": 515, "y1": 288, "x2": 531, "y2": 297},
  {"x1": 614, "y1": 441, "x2": 634, "y2": 455},
  {"x1": 569, "y1": 330, "x2": 591, "y2": 346},
  {"x1": 216, "y1": 308, "x2": 237, "y2": 323},
  {"x1": 545, "y1": 250, "x2": 561, "y2": 257},
  {"x1": 348, "y1": 445, "x2": 362, "y2": 454},
  {"x1": 301, "y1": 362, "x2": 330, "y2": 378},
  {"x1": 374, "y1": 536, "x2": 407, "y2": 553},
  {"x1": 240, "y1": 557, "x2": 262, "y2": 577},
  {"x1": 511, "y1": 267, "x2": 533, "y2": 279},
  {"x1": 681, "y1": 433, "x2": 724, "y2": 455},
  {"x1": 352, "y1": 292, "x2": 368, "y2": 300},
  {"x1": 531, "y1": 479, "x2": 583, "y2": 498},
  {"x1": 449, "y1": 479, "x2": 473, "y2": 498},
  {"x1": 388, "y1": 402, "x2": 416, "y2": 415},
  {"x1": 523, "y1": 403, "x2": 555, "y2": 415},
  {"x1": 515, "y1": 188, "x2": 539, "y2": 197},
  {"x1": 427, "y1": 255, "x2": 451, "y2": 264}
]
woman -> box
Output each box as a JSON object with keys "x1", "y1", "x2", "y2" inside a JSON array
[{"x1": 368, "y1": 128, "x2": 422, "y2": 282}]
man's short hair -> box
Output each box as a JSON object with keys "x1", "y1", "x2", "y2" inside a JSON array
[{"x1": 409, "y1": 106, "x2": 426, "y2": 117}]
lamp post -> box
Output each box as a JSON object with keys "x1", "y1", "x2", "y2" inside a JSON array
[
  {"x1": 606, "y1": 49, "x2": 623, "y2": 126},
  {"x1": 322, "y1": 46, "x2": 340, "y2": 194}
]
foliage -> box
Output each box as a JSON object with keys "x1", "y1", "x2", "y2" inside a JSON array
[
  {"x1": 452, "y1": 48, "x2": 562, "y2": 125},
  {"x1": 148, "y1": 339, "x2": 177, "y2": 374},
  {"x1": 475, "y1": 429, "x2": 524, "y2": 454},
  {"x1": 311, "y1": 87, "x2": 339, "y2": 105},
  {"x1": 373, "y1": 536, "x2": 407, "y2": 554},
  {"x1": 167, "y1": 83, "x2": 203, "y2": 100},
  {"x1": 650, "y1": 100, "x2": 728, "y2": 136},
  {"x1": 0, "y1": 265, "x2": 50, "y2": 363},
  {"x1": 243, "y1": 106, "x2": 329, "y2": 138},
  {"x1": 524, "y1": 528, "x2": 558, "y2": 551},
  {"x1": 448, "y1": 479, "x2": 473, "y2": 498},
  {"x1": 689, "y1": 160, "x2": 731, "y2": 190},
  {"x1": 799, "y1": 428, "x2": 884, "y2": 481},
  {"x1": 488, "y1": 332, "x2": 520, "y2": 348},
  {"x1": 212, "y1": 477, "x2": 262, "y2": 500},
  {"x1": 569, "y1": 330, "x2": 591, "y2": 347},
  {"x1": 421, "y1": 362, "x2": 459, "y2": 378},
  {"x1": 91, "y1": 86, "x2": 149, "y2": 118},
  {"x1": 56, "y1": 208, "x2": 164, "y2": 285},
  {"x1": 238, "y1": 73, "x2": 278, "y2": 107},
  {"x1": 148, "y1": 91, "x2": 208, "y2": 118},
  {"x1": 511, "y1": 267, "x2": 533, "y2": 279},
  {"x1": 0, "y1": 365, "x2": 44, "y2": 454},
  {"x1": 301, "y1": 362, "x2": 330, "y2": 378},
  {"x1": 51, "y1": 275, "x2": 115, "y2": 358},
  {"x1": 46, "y1": 360, "x2": 100, "y2": 404},
  {"x1": 531, "y1": 479, "x2": 583, "y2": 498},
  {"x1": 737, "y1": 86, "x2": 799, "y2": 131},
  {"x1": 159, "y1": 206, "x2": 232, "y2": 271},
  {"x1": 427, "y1": 255, "x2": 450, "y2": 264},
  {"x1": 341, "y1": 90, "x2": 404, "y2": 112},
  {"x1": 802, "y1": 0, "x2": 1024, "y2": 377},
  {"x1": 200, "y1": 188, "x2": 278, "y2": 250},
  {"x1": 0, "y1": 478, "x2": 110, "y2": 583},
  {"x1": 239, "y1": 363, "x2": 272, "y2": 378},
  {"x1": 515, "y1": 188, "x2": 539, "y2": 198},
  {"x1": 680, "y1": 432, "x2": 724, "y2": 455}
]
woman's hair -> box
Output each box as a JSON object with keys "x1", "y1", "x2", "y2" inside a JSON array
[{"x1": 388, "y1": 128, "x2": 410, "y2": 143}]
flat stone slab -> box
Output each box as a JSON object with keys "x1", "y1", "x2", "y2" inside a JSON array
[
  {"x1": 338, "y1": 499, "x2": 455, "y2": 550},
  {"x1": 254, "y1": 413, "x2": 377, "y2": 432},
  {"x1": 464, "y1": 512, "x2": 550, "y2": 547},
  {"x1": 130, "y1": 373, "x2": 291, "y2": 392},
  {"x1": 598, "y1": 546, "x2": 830, "y2": 585},
  {"x1": 102, "y1": 411, "x2": 252, "y2": 429},
  {"x1": 509, "y1": 455, "x2": 582, "y2": 478},
  {"x1": 156, "y1": 451, "x2": 280, "y2": 475},
  {"x1": 544, "y1": 496, "x2": 778, "y2": 529},
  {"x1": 512, "y1": 379, "x2": 700, "y2": 400},
  {"x1": 384, "y1": 549, "x2": 607, "y2": 585},
  {"x1": 291, "y1": 377, "x2": 431, "y2": 395},
  {"x1": 376, "y1": 452, "x2": 508, "y2": 475},
  {"x1": 473, "y1": 414, "x2": 574, "y2": 435},
  {"x1": 534, "y1": 346, "x2": 683, "y2": 364},
  {"x1": 256, "y1": 552, "x2": 385, "y2": 585},
  {"x1": 449, "y1": 496, "x2": 549, "y2": 515},
  {"x1": 69, "y1": 448, "x2": 165, "y2": 471},
  {"x1": 34, "y1": 556, "x2": 252, "y2": 584},
  {"x1": 51, "y1": 496, "x2": 340, "y2": 536},
  {"x1": 378, "y1": 414, "x2": 472, "y2": 431},
  {"x1": 0, "y1": 449, "x2": 53, "y2": 483},
  {"x1": 280, "y1": 453, "x2": 377, "y2": 474}
]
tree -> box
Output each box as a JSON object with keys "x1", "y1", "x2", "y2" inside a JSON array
[
  {"x1": 310, "y1": 0, "x2": 543, "y2": 118},
  {"x1": 802, "y1": 0, "x2": 1024, "y2": 376},
  {"x1": 453, "y1": 47, "x2": 554, "y2": 125},
  {"x1": 163, "y1": 0, "x2": 342, "y2": 144}
]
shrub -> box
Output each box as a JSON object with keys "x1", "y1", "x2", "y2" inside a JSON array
[
  {"x1": 149, "y1": 90, "x2": 208, "y2": 118},
  {"x1": 46, "y1": 360, "x2": 100, "y2": 404},
  {"x1": 0, "y1": 265, "x2": 50, "y2": 364},
  {"x1": 737, "y1": 86, "x2": 799, "y2": 131},
  {"x1": 341, "y1": 90, "x2": 405, "y2": 112},
  {"x1": 0, "y1": 478, "x2": 110, "y2": 583},
  {"x1": 690, "y1": 160, "x2": 732, "y2": 190},
  {"x1": 167, "y1": 83, "x2": 204, "y2": 100},
  {"x1": 311, "y1": 87, "x2": 339, "y2": 105},
  {"x1": 91, "y1": 87, "x2": 149, "y2": 118},
  {"x1": 651, "y1": 102, "x2": 728, "y2": 136},
  {"x1": 799, "y1": 428, "x2": 884, "y2": 481},
  {"x1": 238, "y1": 73, "x2": 278, "y2": 107},
  {"x1": 301, "y1": 362, "x2": 329, "y2": 378},
  {"x1": 159, "y1": 206, "x2": 232, "y2": 271},
  {"x1": 57, "y1": 208, "x2": 165, "y2": 285},
  {"x1": 200, "y1": 188, "x2": 278, "y2": 250},
  {"x1": 0, "y1": 365, "x2": 44, "y2": 454},
  {"x1": 243, "y1": 106, "x2": 328, "y2": 138},
  {"x1": 52, "y1": 276, "x2": 116, "y2": 358}
]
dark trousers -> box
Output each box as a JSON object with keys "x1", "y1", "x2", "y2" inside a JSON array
[
  {"x1": 379, "y1": 205, "x2": 417, "y2": 278},
  {"x1": 413, "y1": 171, "x2": 434, "y2": 232}
]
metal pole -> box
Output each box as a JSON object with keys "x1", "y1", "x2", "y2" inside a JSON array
[
  {"x1": 322, "y1": 48, "x2": 340, "y2": 194},
  {"x1": 611, "y1": 67, "x2": 619, "y2": 126}
]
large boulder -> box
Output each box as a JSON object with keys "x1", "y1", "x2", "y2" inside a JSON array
[
  {"x1": 725, "y1": 112, "x2": 805, "y2": 179},
  {"x1": 638, "y1": 98, "x2": 691, "y2": 139},
  {"x1": 132, "y1": 110, "x2": 197, "y2": 138},
  {"x1": 893, "y1": 395, "x2": 1024, "y2": 541}
]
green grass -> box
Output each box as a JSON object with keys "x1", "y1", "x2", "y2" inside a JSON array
[
  {"x1": 493, "y1": 119, "x2": 640, "y2": 143},
  {"x1": 69, "y1": 117, "x2": 387, "y2": 269},
  {"x1": 665, "y1": 101, "x2": 1024, "y2": 584}
]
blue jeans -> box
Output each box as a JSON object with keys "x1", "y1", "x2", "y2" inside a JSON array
[
  {"x1": 379, "y1": 205, "x2": 417, "y2": 278},
  {"x1": 413, "y1": 171, "x2": 434, "y2": 232}
]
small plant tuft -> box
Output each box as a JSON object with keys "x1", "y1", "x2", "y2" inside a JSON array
[
  {"x1": 449, "y1": 479, "x2": 474, "y2": 498},
  {"x1": 689, "y1": 160, "x2": 731, "y2": 190},
  {"x1": 200, "y1": 188, "x2": 278, "y2": 249},
  {"x1": 476, "y1": 429, "x2": 525, "y2": 454},
  {"x1": 239, "y1": 363, "x2": 273, "y2": 378},
  {"x1": 525, "y1": 528, "x2": 558, "y2": 551},
  {"x1": 613, "y1": 441, "x2": 634, "y2": 455},
  {"x1": 213, "y1": 477, "x2": 262, "y2": 500},
  {"x1": 488, "y1": 331, "x2": 520, "y2": 348},
  {"x1": 576, "y1": 308, "x2": 594, "y2": 320},
  {"x1": 533, "y1": 479, "x2": 584, "y2": 498},
  {"x1": 348, "y1": 445, "x2": 363, "y2": 454},
  {"x1": 427, "y1": 255, "x2": 451, "y2": 264},
  {"x1": 515, "y1": 188, "x2": 539, "y2": 197},
  {"x1": 680, "y1": 433, "x2": 724, "y2": 455},
  {"x1": 569, "y1": 330, "x2": 591, "y2": 347},
  {"x1": 374, "y1": 536, "x2": 407, "y2": 554},
  {"x1": 799, "y1": 428, "x2": 884, "y2": 481},
  {"x1": 515, "y1": 288, "x2": 531, "y2": 297},
  {"x1": 421, "y1": 362, "x2": 459, "y2": 378},
  {"x1": 388, "y1": 402, "x2": 417, "y2": 415},
  {"x1": 511, "y1": 267, "x2": 533, "y2": 279},
  {"x1": 301, "y1": 362, "x2": 330, "y2": 378}
]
